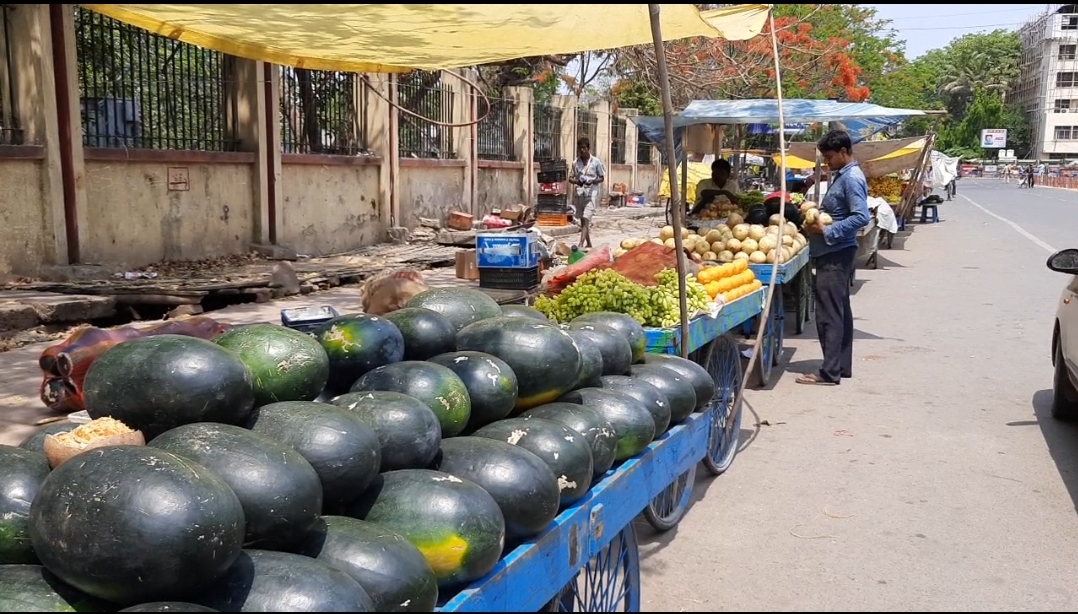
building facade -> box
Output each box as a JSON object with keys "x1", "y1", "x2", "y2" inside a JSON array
[{"x1": 1015, "y1": 4, "x2": 1078, "y2": 161}]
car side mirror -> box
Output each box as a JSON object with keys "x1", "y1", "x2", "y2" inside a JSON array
[{"x1": 1047, "y1": 248, "x2": 1078, "y2": 274}]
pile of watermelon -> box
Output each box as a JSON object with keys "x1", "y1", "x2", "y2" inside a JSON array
[{"x1": 0, "y1": 287, "x2": 717, "y2": 613}]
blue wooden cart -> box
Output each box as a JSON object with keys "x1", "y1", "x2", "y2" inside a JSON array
[{"x1": 745, "y1": 248, "x2": 811, "y2": 387}]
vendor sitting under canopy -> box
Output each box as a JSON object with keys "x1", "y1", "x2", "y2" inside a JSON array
[
  {"x1": 744, "y1": 190, "x2": 804, "y2": 230},
  {"x1": 690, "y1": 159, "x2": 740, "y2": 214}
]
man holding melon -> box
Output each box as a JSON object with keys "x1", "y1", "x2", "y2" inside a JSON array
[{"x1": 797, "y1": 130, "x2": 871, "y2": 386}]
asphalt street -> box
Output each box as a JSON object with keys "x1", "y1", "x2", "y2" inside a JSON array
[{"x1": 638, "y1": 178, "x2": 1078, "y2": 611}]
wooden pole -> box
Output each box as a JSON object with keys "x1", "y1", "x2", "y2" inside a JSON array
[{"x1": 648, "y1": 3, "x2": 690, "y2": 357}]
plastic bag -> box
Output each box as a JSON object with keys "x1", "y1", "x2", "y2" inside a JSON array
[{"x1": 545, "y1": 245, "x2": 613, "y2": 294}]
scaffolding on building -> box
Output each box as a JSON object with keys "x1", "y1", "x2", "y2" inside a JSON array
[{"x1": 1015, "y1": 4, "x2": 1078, "y2": 160}]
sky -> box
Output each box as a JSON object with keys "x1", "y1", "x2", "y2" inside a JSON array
[{"x1": 869, "y1": 3, "x2": 1051, "y2": 58}]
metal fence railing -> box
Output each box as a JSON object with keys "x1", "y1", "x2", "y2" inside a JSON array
[
  {"x1": 280, "y1": 68, "x2": 369, "y2": 155},
  {"x1": 533, "y1": 104, "x2": 562, "y2": 162},
  {"x1": 576, "y1": 108, "x2": 598, "y2": 151},
  {"x1": 397, "y1": 70, "x2": 455, "y2": 159},
  {"x1": 610, "y1": 117, "x2": 627, "y2": 165},
  {"x1": 637, "y1": 140, "x2": 654, "y2": 165},
  {"x1": 73, "y1": 6, "x2": 235, "y2": 151},
  {"x1": 476, "y1": 97, "x2": 516, "y2": 161},
  {"x1": 0, "y1": 4, "x2": 19, "y2": 145}
]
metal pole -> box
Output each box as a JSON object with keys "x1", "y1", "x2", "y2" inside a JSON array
[{"x1": 648, "y1": 3, "x2": 690, "y2": 357}]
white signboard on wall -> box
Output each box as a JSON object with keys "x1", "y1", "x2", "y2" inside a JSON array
[{"x1": 981, "y1": 129, "x2": 1008, "y2": 148}]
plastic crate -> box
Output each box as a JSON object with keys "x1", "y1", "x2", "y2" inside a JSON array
[
  {"x1": 538, "y1": 181, "x2": 568, "y2": 195},
  {"x1": 537, "y1": 170, "x2": 568, "y2": 183},
  {"x1": 537, "y1": 213, "x2": 573, "y2": 227},
  {"x1": 537, "y1": 193, "x2": 569, "y2": 208},
  {"x1": 281, "y1": 305, "x2": 340, "y2": 334},
  {"x1": 479, "y1": 266, "x2": 540, "y2": 290},
  {"x1": 540, "y1": 159, "x2": 568, "y2": 173},
  {"x1": 536, "y1": 204, "x2": 570, "y2": 215}
]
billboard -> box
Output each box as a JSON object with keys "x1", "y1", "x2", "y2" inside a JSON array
[{"x1": 981, "y1": 129, "x2": 1008, "y2": 148}]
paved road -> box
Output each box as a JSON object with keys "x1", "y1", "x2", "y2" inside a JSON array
[{"x1": 639, "y1": 179, "x2": 1078, "y2": 611}]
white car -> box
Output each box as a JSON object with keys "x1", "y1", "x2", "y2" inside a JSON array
[{"x1": 1049, "y1": 249, "x2": 1078, "y2": 418}]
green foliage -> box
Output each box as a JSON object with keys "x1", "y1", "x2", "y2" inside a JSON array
[
  {"x1": 935, "y1": 89, "x2": 1029, "y2": 159},
  {"x1": 612, "y1": 81, "x2": 662, "y2": 117}
]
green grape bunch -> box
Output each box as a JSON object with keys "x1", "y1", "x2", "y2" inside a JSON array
[
  {"x1": 535, "y1": 269, "x2": 655, "y2": 325},
  {"x1": 650, "y1": 268, "x2": 711, "y2": 328}
]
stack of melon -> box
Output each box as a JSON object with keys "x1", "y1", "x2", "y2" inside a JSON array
[{"x1": 0, "y1": 288, "x2": 718, "y2": 613}]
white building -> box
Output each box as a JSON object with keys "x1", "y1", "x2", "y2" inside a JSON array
[{"x1": 1015, "y1": 4, "x2": 1078, "y2": 160}]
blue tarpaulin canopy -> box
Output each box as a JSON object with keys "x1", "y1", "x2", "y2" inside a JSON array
[{"x1": 636, "y1": 99, "x2": 926, "y2": 162}]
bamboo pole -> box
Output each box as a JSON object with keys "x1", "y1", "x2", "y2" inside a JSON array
[{"x1": 647, "y1": 3, "x2": 690, "y2": 357}]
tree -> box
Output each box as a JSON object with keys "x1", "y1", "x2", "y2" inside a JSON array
[
  {"x1": 932, "y1": 30, "x2": 1021, "y2": 120},
  {"x1": 935, "y1": 88, "x2": 1029, "y2": 158}
]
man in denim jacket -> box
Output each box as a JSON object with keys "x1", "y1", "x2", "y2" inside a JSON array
[{"x1": 797, "y1": 130, "x2": 870, "y2": 386}]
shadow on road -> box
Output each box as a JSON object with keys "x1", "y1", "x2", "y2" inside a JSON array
[{"x1": 1032, "y1": 389, "x2": 1078, "y2": 514}]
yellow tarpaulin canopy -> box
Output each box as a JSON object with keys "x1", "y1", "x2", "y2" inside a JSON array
[
  {"x1": 659, "y1": 162, "x2": 712, "y2": 204},
  {"x1": 82, "y1": 4, "x2": 771, "y2": 73},
  {"x1": 773, "y1": 137, "x2": 929, "y2": 177}
]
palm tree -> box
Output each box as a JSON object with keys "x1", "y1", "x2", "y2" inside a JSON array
[{"x1": 937, "y1": 52, "x2": 1011, "y2": 117}]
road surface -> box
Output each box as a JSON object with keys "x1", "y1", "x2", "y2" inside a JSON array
[{"x1": 639, "y1": 179, "x2": 1078, "y2": 611}]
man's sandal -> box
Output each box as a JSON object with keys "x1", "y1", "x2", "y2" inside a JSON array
[{"x1": 796, "y1": 373, "x2": 839, "y2": 386}]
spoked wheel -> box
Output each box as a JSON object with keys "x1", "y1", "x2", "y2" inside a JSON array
[
  {"x1": 702, "y1": 333, "x2": 745, "y2": 476},
  {"x1": 642, "y1": 464, "x2": 697, "y2": 532},
  {"x1": 543, "y1": 523, "x2": 642, "y2": 612},
  {"x1": 795, "y1": 267, "x2": 811, "y2": 335},
  {"x1": 750, "y1": 291, "x2": 781, "y2": 388},
  {"x1": 770, "y1": 288, "x2": 785, "y2": 366}
]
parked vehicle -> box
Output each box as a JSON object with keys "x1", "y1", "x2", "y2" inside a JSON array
[{"x1": 1048, "y1": 249, "x2": 1078, "y2": 419}]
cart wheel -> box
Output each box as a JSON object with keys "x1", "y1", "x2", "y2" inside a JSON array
[
  {"x1": 750, "y1": 295, "x2": 779, "y2": 387},
  {"x1": 770, "y1": 288, "x2": 784, "y2": 367},
  {"x1": 543, "y1": 523, "x2": 642, "y2": 612},
  {"x1": 702, "y1": 333, "x2": 745, "y2": 476},
  {"x1": 643, "y1": 464, "x2": 697, "y2": 532},
  {"x1": 795, "y1": 268, "x2": 810, "y2": 336}
]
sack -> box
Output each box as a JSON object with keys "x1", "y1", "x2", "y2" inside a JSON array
[
  {"x1": 361, "y1": 269, "x2": 431, "y2": 315},
  {"x1": 545, "y1": 246, "x2": 612, "y2": 294},
  {"x1": 602, "y1": 242, "x2": 700, "y2": 286}
]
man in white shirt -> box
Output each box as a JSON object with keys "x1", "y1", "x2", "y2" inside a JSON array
[
  {"x1": 570, "y1": 137, "x2": 605, "y2": 249},
  {"x1": 690, "y1": 159, "x2": 740, "y2": 214}
]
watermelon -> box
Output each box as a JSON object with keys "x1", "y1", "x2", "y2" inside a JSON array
[
  {"x1": 0, "y1": 446, "x2": 49, "y2": 565},
  {"x1": 433, "y1": 437, "x2": 559, "y2": 542},
  {"x1": 526, "y1": 403, "x2": 617, "y2": 480},
  {"x1": 82, "y1": 335, "x2": 255, "y2": 438},
  {"x1": 427, "y1": 351, "x2": 517, "y2": 432},
  {"x1": 332, "y1": 391, "x2": 442, "y2": 472},
  {"x1": 598, "y1": 375, "x2": 672, "y2": 437},
  {"x1": 350, "y1": 361, "x2": 471, "y2": 437},
  {"x1": 405, "y1": 288, "x2": 502, "y2": 333},
  {"x1": 215, "y1": 323, "x2": 330, "y2": 406},
  {"x1": 629, "y1": 365, "x2": 697, "y2": 425},
  {"x1": 473, "y1": 417, "x2": 593, "y2": 507},
  {"x1": 347, "y1": 469, "x2": 505, "y2": 589},
  {"x1": 565, "y1": 322, "x2": 632, "y2": 376},
  {"x1": 561, "y1": 327, "x2": 604, "y2": 389},
  {"x1": 558, "y1": 388, "x2": 655, "y2": 460},
  {"x1": 196, "y1": 550, "x2": 374, "y2": 612},
  {"x1": 18, "y1": 423, "x2": 74, "y2": 453},
  {"x1": 456, "y1": 317, "x2": 582, "y2": 411},
  {"x1": 0, "y1": 565, "x2": 109, "y2": 612},
  {"x1": 150, "y1": 423, "x2": 322, "y2": 551},
  {"x1": 500, "y1": 305, "x2": 549, "y2": 321},
  {"x1": 571, "y1": 312, "x2": 646, "y2": 363},
  {"x1": 382, "y1": 308, "x2": 458, "y2": 361},
  {"x1": 642, "y1": 353, "x2": 716, "y2": 410},
  {"x1": 243, "y1": 401, "x2": 381, "y2": 509},
  {"x1": 29, "y1": 446, "x2": 245, "y2": 604},
  {"x1": 121, "y1": 604, "x2": 218, "y2": 612},
  {"x1": 294, "y1": 516, "x2": 438, "y2": 613},
  {"x1": 315, "y1": 315, "x2": 405, "y2": 391}
]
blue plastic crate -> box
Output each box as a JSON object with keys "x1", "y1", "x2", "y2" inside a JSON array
[
  {"x1": 476, "y1": 233, "x2": 539, "y2": 269},
  {"x1": 280, "y1": 305, "x2": 340, "y2": 335}
]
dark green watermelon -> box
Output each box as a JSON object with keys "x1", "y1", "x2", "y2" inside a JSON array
[
  {"x1": 0, "y1": 446, "x2": 49, "y2": 564},
  {"x1": 427, "y1": 351, "x2": 517, "y2": 432},
  {"x1": 150, "y1": 423, "x2": 322, "y2": 551},
  {"x1": 500, "y1": 305, "x2": 549, "y2": 321},
  {"x1": 332, "y1": 391, "x2": 442, "y2": 472},
  {"x1": 561, "y1": 327, "x2": 604, "y2": 389},
  {"x1": 557, "y1": 388, "x2": 655, "y2": 460},
  {"x1": 628, "y1": 364, "x2": 696, "y2": 425},
  {"x1": 315, "y1": 315, "x2": 405, "y2": 391},
  {"x1": 121, "y1": 603, "x2": 218, "y2": 612},
  {"x1": 433, "y1": 437, "x2": 559, "y2": 542},
  {"x1": 350, "y1": 361, "x2": 471, "y2": 437},
  {"x1": 243, "y1": 401, "x2": 381, "y2": 509},
  {"x1": 643, "y1": 353, "x2": 715, "y2": 410},
  {"x1": 571, "y1": 312, "x2": 646, "y2": 363},
  {"x1": 346, "y1": 469, "x2": 505, "y2": 589},
  {"x1": 382, "y1": 308, "x2": 458, "y2": 361},
  {"x1": 82, "y1": 334, "x2": 256, "y2": 438},
  {"x1": 456, "y1": 317, "x2": 582, "y2": 411},
  {"x1": 215, "y1": 323, "x2": 330, "y2": 406},
  {"x1": 29, "y1": 446, "x2": 245, "y2": 604},
  {"x1": 405, "y1": 288, "x2": 502, "y2": 333},
  {"x1": 196, "y1": 550, "x2": 374, "y2": 612},
  {"x1": 0, "y1": 565, "x2": 109, "y2": 612},
  {"x1": 566, "y1": 322, "x2": 633, "y2": 376},
  {"x1": 294, "y1": 516, "x2": 437, "y2": 613},
  {"x1": 473, "y1": 417, "x2": 593, "y2": 507},
  {"x1": 598, "y1": 375, "x2": 672, "y2": 437},
  {"x1": 526, "y1": 403, "x2": 617, "y2": 480},
  {"x1": 17, "y1": 423, "x2": 74, "y2": 454}
]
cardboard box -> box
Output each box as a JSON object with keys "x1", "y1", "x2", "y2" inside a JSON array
[
  {"x1": 476, "y1": 232, "x2": 539, "y2": 268},
  {"x1": 455, "y1": 250, "x2": 479, "y2": 280},
  {"x1": 447, "y1": 211, "x2": 474, "y2": 231},
  {"x1": 499, "y1": 204, "x2": 525, "y2": 221}
]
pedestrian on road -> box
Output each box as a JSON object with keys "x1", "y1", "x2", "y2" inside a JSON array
[
  {"x1": 569, "y1": 136, "x2": 605, "y2": 250},
  {"x1": 797, "y1": 130, "x2": 871, "y2": 386}
]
